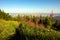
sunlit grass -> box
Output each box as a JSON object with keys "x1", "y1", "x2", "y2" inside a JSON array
[{"x1": 0, "y1": 19, "x2": 18, "y2": 40}]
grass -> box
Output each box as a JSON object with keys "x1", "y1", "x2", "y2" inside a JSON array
[{"x1": 0, "y1": 19, "x2": 19, "y2": 40}]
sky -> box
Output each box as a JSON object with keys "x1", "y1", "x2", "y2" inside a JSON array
[{"x1": 0, "y1": 0, "x2": 60, "y2": 13}]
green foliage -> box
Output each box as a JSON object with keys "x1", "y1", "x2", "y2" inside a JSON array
[
  {"x1": 43, "y1": 17, "x2": 54, "y2": 28},
  {"x1": 0, "y1": 9, "x2": 60, "y2": 40},
  {"x1": 0, "y1": 9, "x2": 15, "y2": 20},
  {"x1": 0, "y1": 19, "x2": 18, "y2": 40},
  {"x1": 52, "y1": 20, "x2": 60, "y2": 30},
  {"x1": 15, "y1": 22, "x2": 60, "y2": 40}
]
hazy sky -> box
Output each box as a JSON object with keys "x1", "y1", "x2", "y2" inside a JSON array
[{"x1": 0, "y1": 0, "x2": 60, "y2": 13}]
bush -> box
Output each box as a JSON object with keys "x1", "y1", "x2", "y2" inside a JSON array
[
  {"x1": 0, "y1": 19, "x2": 18, "y2": 40},
  {"x1": 9, "y1": 22, "x2": 60, "y2": 40}
]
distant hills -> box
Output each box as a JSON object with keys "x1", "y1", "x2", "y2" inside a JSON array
[{"x1": 9, "y1": 13, "x2": 60, "y2": 17}]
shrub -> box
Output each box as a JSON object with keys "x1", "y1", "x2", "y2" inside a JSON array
[
  {"x1": 0, "y1": 19, "x2": 18, "y2": 40},
  {"x1": 9, "y1": 22, "x2": 60, "y2": 40}
]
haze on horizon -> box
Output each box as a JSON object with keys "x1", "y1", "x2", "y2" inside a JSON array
[{"x1": 0, "y1": 0, "x2": 60, "y2": 14}]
